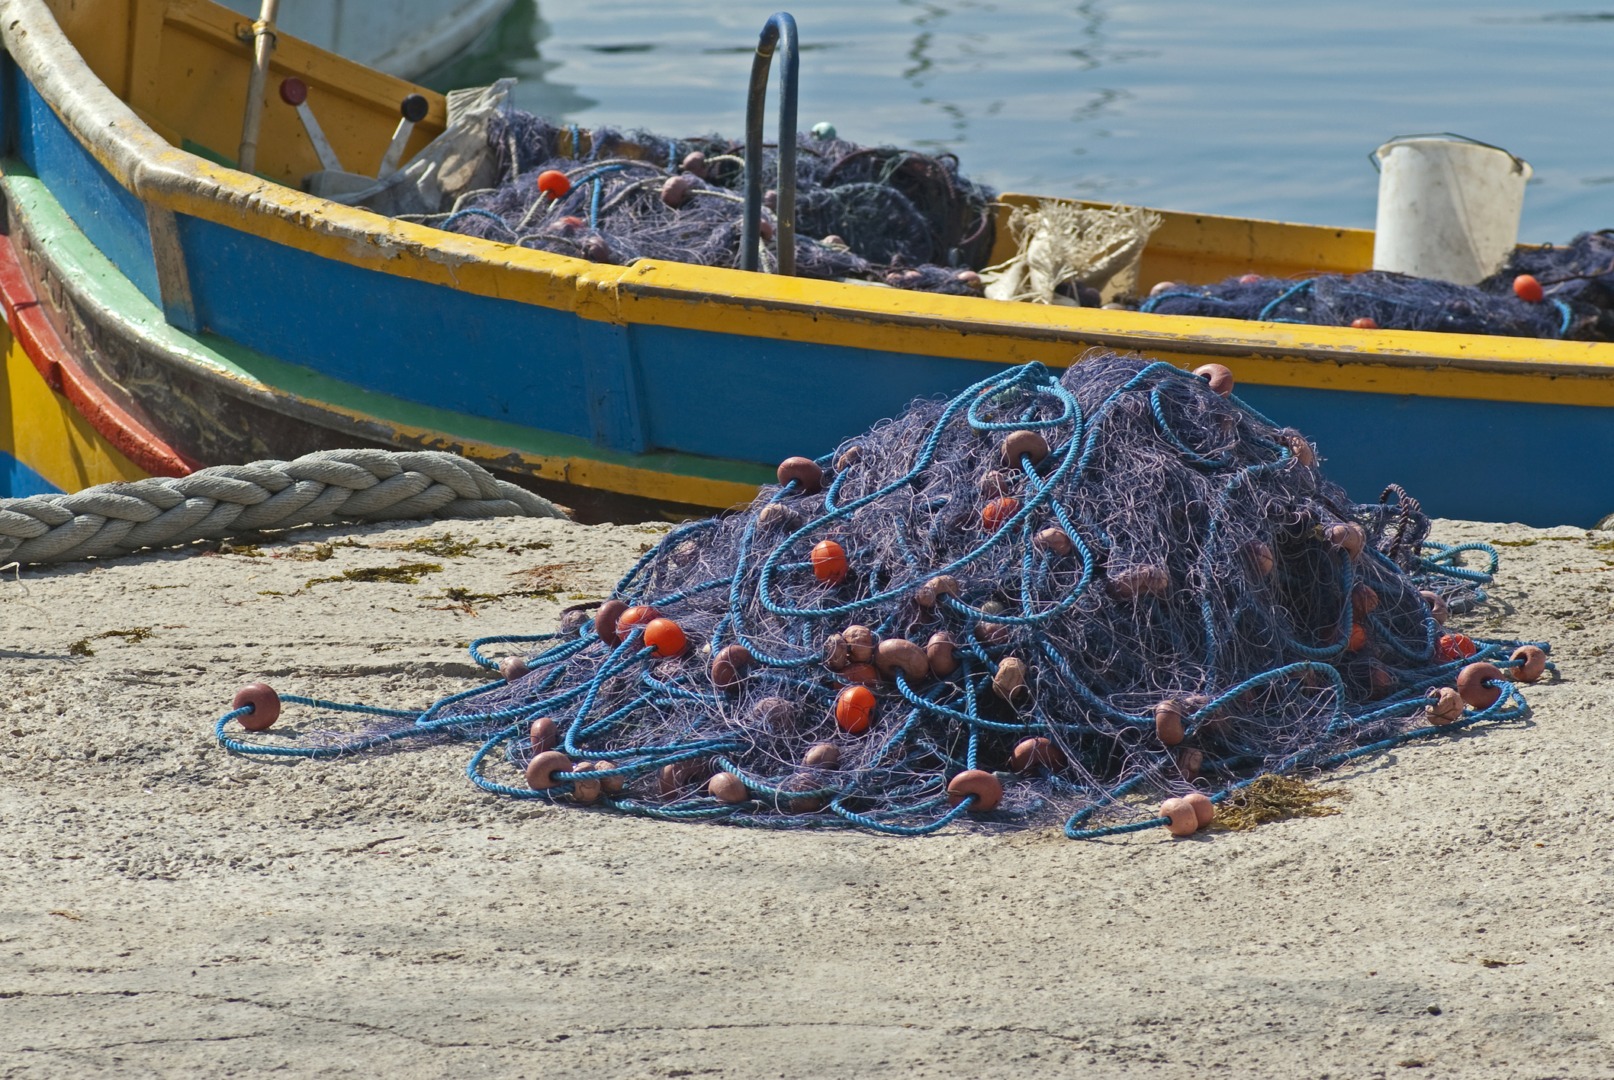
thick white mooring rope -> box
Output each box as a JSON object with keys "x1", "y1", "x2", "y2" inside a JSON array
[{"x1": 0, "y1": 449, "x2": 566, "y2": 565}]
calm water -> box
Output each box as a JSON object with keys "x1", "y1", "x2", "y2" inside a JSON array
[{"x1": 428, "y1": 0, "x2": 1614, "y2": 243}]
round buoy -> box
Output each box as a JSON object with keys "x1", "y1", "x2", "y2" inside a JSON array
[
  {"x1": 1153, "y1": 699, "x2": 1187, "y2": 746},
  {"x1": 946, "y1": 769, "x2": 1003, "y2": 812},
  {"x1": 1245, "y1": 540, "x2": 1276, "y2": 577},
  {"x1": 618, "y1": 605, "x2": 660, "y2": 636},
  {"x1": 594, "y1": 599, "x2": 628, "y2": 646},
  {"x1": 1000, "y1": 430, "x2": 1050, "y2": 470},
  {"x1": 593, "y1": 759, "x2": 625, "y2": 794},
  {"x1": 915, "y1": 574, "x2": 960, "y2": 608},
  {"x1": 1513, "y1": 274, "x2": 1544, "y2": 303},
  {"x1": 1194, "y1": 363, "x2": 1234, "y2": 396},
  {"x1": 840, "y1": 663, "x2": 880, "y2": 686},
  {"x1": 875, "y1": 638, "x2": 929, "y2": 684},
  {"x1": 776, "y1": 456, "x2": 823, "y2": 493},
  {"x1": 642, "y1": 618, "x2": 686, "y2": 658},
  {"x1": 1034, "y1": 528, "x2": 1074, "y2": 556},
  {"x1": 835, "y1": 685, "x2": 876, "y2": 735},
  {"x1": 1183, "y1": 791, "x2": 1215, "y2": 828},
  {"x1": 1159, "y1": 797, "x2": 1198, "y2": 837},
  {"x1": 991, "y1": 657, "x2": 1031, "y2": 708},
  {"x1": 981, "y1": 496, "x2": 1020, "y2": 532},
  {"x1": 757, "y1": 503, "x2": 801, "y2": 532},
  {"x1": 710, "y1": 644, "x2": 753, "y2": 691},
  {"x1": 570, "y1": 761, "x2": 602, "y2": 805},
  {"x1": 536, "y1": 169, "x2": 571, "y2": 199},
  {"x1": 926, "y1": 632, "x2": 959, "y2": 677},
  {"x1": 528, "y1": 716, "x2": 559, "y2": 754},
  {"x1": 1509, "y1": 645, "x2": 1547, "y2": 683},
  {"x1": 708, "y1": 772, "x2": 749, "y2": 804},
  {"x1": 661, "y1": 173, "x2": 696, "y2": 209},
  {"x1": 1436, "y1": 633, "x2": 1478, "y2": 663},
  {"x1": 803, "y1": 743, "x2": 841, "y2": 768},
  {"x1": 1008, "y1": 737, "x2": 1062, "y2": 773},
  {"x1": 525, "y1": 749, "x2": 572, "y2": 790},
  {"x1": 1425, "y1": 686, "x2": 1464, "y2": 725},
  {"x1": 812, "y1": 540, "x2": 848, "y2": 585},
  {"x1": 232, "y1": 683, "x2": 280, "y2": 731},
  {"x1": 842, "y1": 625, "x2": 877, "y2": 663},
  {"x1": 1326, "y1": 522, "x2": 1366, "y2": 558},
  {"x1": 1456, "y1": 661, "x2": 1505, "y2": 710}
]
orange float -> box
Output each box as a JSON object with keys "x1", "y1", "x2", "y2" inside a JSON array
[
  {"x1": 536, "y1": 169, "x2": 571, "y2": 198},
  {"x1": 835, "y1": 685, "x2": 876, "y2": 734},
  {"x1": 981, "y1": 496, "x2": 1020, "y2": 532},
  {"x1": 812, "y1": 539, "x2": 848, "y2": 584},
  {"x1": 642, "y1": 618, "x2": 686, "y2": 658},
  {"x1": 1436, "y1": 633, "x2": 1477, "y2": 663}
]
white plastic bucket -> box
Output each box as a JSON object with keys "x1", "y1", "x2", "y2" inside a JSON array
[{"x1": 1371, "y1": 134, "x2": 1532, "y2": 284}]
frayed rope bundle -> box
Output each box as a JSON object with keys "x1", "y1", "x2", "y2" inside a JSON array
[{"x1": 217, "y1": 354, "x2": 1549, "y2": 839}]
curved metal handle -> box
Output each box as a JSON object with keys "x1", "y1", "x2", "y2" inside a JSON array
[
  {"x1": 741, "y1": 12, "x2": 799, "y2": 274},
  {"x1": 1369, "y1": 132, "x2": 1528, "y2": 175}
]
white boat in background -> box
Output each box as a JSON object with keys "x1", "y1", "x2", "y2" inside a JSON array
[{"x1": 220, "y1": 0, "x2": 519, "y2": 79}]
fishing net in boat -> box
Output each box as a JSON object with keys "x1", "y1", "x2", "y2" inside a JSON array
[
  {"x1": 1136, "y1": 231, "x2": 1614, "y2": 342},
  {"x1": 397, "y1": 108, "x2": 996, "y2": 294},
  {"x1": 216, "y1": 353, "x2": 1549, "y2": 839}
]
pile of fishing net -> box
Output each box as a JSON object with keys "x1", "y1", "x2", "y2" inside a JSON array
[
  {"x1": 1136, "y1": 231, "x2": 1614, "y2": 342},
  {"x1": 402, "y1": 108, "x2": 995, "y2": 294},
  {"x1": 218, "y1": 353, "x2": 1549, "y2": 839}
]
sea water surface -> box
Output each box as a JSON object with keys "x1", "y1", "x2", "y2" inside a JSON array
[{"x1": 428, "y1": 0, "x2": 1614, "y2": 243}]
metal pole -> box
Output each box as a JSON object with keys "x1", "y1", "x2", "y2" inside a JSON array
[
  {"x1": 237, "y1": 0, "x2": 282, "y2": 175},
  {"x1": 741, "y1": 12, "x2": 799, "y2": 275}
]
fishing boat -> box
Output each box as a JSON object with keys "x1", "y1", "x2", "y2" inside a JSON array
[{"x1": 4, "y1": 0, "x2": 1613, "y2": 526}]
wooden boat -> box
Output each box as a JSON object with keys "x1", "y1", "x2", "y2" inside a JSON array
[{"x1": 4, "y1": 0, "x2": 1614, "y2": 526}]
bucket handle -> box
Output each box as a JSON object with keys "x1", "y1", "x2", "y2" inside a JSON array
[{"x1": 1369, "y1": 132, "x2": 1528, "y2": 175}]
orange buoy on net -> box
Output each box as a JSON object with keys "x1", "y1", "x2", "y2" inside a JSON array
[
  {"x1": 812, "y1": 539, "x2": 848, "y2": 584},
  {"x1": 835, "y1": 685, "x2": 876, "y2": 735},
  {"x1": 1436, "y1": 633, "x2": 1478, "y2": 663},
  {"x1": 642, "y1": 618, "x2": 686, "y2": 658},
  {"x1": 536, "y1": 169, "x2": 571, "y2": 199},
  {"x1": 618, "y1": 605, "x2": 660, "y2": 634},
  {"x1": 981, "y1": 496, "x2": 1020, "y2": 532}
]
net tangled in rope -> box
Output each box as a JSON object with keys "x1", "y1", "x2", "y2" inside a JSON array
[
  {"x1": 402, "y1": 110, "x2": 996, "y2": 293},
  {"x1": 1137, "y1": 231, "x2": 1614, "y2": 342},
  {"x1": 216, "y1": 354, "x2": 1550, "y2": 839}
]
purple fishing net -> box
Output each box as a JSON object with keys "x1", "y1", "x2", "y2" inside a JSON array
[
  {"x1": 412, "y1": 109, "x2": 994, "y2": 294},
  {"x1": 1138, "y1": 232, "x2": 1614, "y2": 342},
  {"x1": 218, "y1": 354, "x2": 1546, "y2": 838}
]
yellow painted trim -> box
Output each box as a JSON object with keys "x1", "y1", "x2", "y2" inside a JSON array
[{"x1": 0, "y1": 328, "x2": 150, "y2": 491}]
